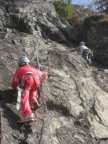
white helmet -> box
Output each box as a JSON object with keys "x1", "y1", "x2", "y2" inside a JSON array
[
  {"x1": 18, "y1": 55, "x2": 30, "y2": 66},
  {"x1": 80, "y1": 41, "x2": 85, "y2": 46}
]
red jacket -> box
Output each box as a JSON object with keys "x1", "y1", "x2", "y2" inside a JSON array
[{"x1": 11, "y1": 65, "x2": 46, "y2": 89}]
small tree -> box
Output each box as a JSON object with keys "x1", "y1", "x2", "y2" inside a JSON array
[
  {"x1": 53, "y1": 0, "x2": 73, "y2": 20},
  {"x1": 53, "y1": 0, "x2": 67, "y2": 18},
  {"x1": 65, "y1": 3, "x2": 74, "y2": 19}
]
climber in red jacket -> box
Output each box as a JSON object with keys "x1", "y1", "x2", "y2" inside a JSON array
[{"x1": 11, "y1": 55, "x2": 48, "y2": 122}]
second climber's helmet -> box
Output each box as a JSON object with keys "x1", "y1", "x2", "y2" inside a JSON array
[{"x1": 80, "y1": 41, "x2": 85, "y2": 46}]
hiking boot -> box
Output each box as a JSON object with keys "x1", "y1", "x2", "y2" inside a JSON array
[{"x1": 20, "y1": 113, "x2": 35, "y2": 122}]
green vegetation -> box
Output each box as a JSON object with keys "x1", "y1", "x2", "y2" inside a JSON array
[
  {"x1": 53, "y1": 0, "x2": 81, "y2": 26},
  {"x1": 53, "y1": 0, "x2": 73, "y2": 20},
  {"x1": 54, "y1": 0, "x2": 90, "y2": 25},
  {"x1": 65, "y1": 3, "x2": 74, "y2": 19}
]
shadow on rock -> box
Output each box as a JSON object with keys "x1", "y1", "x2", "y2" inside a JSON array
[
  {"x1": 3, "y1": 103, "x2": 33, "y2": 142},
  {"x1": 74, "y1": 112, "x2": 91, "y2": 130},
  {"x1": 0, "y1": 89, "x2": 33, "y2": 139},
  {"x1": 0, "y1": 89, "x2": 17, "y2": 103},
  {"x1": 3, "y1": 104, "x2": 20, "y2": 131},
  {"x1": 47, "y1": 100, "x2": 72, "y2": 117}
]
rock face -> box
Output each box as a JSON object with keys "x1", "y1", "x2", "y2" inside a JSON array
[
  {"x1": 82, "y1": 15, "x2": 108, "y2": 66},
  {"x1": 0, "y1": 1, "x2": 108, "y2": 144}
]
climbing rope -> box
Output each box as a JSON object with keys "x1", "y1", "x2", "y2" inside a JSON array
[
  {"x1": 0, "y1": 103, "x2": 3, "y2": 144},
  {"x1": 33, "y1": 36, "x2": 41, "y2": 69},
  {"x1": 0, "y1": 108, "x2": 2, "y2": 144},
  {"x1": 32, "y1": 30, "x2": 49, "y2": 114}
]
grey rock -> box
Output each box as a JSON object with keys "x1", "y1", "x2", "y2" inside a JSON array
[{"x1": 0, "y1": 1, "x2": 108, "y2": 144}]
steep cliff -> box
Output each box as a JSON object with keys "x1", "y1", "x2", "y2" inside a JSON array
[{"x1": 0, "y1": 1, "x2": 108, "y2": 144}]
